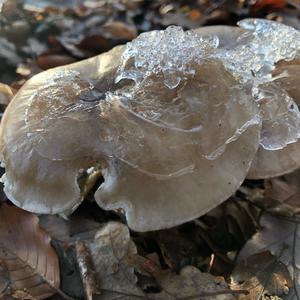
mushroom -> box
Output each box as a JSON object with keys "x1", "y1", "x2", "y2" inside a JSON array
[
  {"x1": 236, "y1": 20, "x2": 300, "y2": 179},
  {"x1": 0, "y1": 26, "x2": 261, "y2": 231},
  {"x1": 247, "y1": 59, "x2": 300, "y2": 178},
  {"x1": 196, "y1": 20, "x2": 300, "y2": 179},
  {"x1": 0, "y1": 45, "x2": 124, "y2": 214}
]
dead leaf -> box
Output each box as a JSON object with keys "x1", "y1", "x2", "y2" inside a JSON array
[
  {"x1": 149, "y1": 266, "x2": 237, "y2": 300},
  {"x1": 84, "y1": 222, "x2": 239, "y2": 300},
  {"x1": 88, "y1": 222, "x2": 143, "y2": 299},
  {"x1": 252, "y1": 0, "x2": 286, "y2": 10},
  {"x1": 37, "y1": 55, "x2": 76, "y2": 70},
  {"x1": 0, "y1": 37, "x2": 22, "y2": 67},
  {"x1": 0, "y1": 204, "x2": 60, "y2": 299},
  {"x1": 51, "y1": 241, "x2": 84, "y2": 299},
  {"x1": 147, "y1": 228, "x2": 201, "y2": 271},
  {"x1": 231, "y1": 251, "x2": 292, "y2": 299},
  {"x1": 38, "y1": 215, "x2": 70, "y2": 243},
  {"x1": 241, "y1": 169, "x2": 300, "y2": 221},
  {"x1": 102, "y1": 21, "x2": 137, "y2": 40},
  {"x1": 238, "y1": 213, "x2": 300, "y2": 299},
  {"x1": 39, "y1": 213, "x2": 102, "y2": 243}
]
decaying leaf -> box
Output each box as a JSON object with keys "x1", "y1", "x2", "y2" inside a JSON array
[
  {"x1": 39, "y1": 211, "x2": 104, "y2": 243},
  {"x1": 38, "y1": 215, "x2": 70, "y2": 243},
  {"x1": 88, "y1": 222, "x2": 144, "y2": 299},
  {"x1": 0, "y1": 204, "x2": 60, "y2": 299},
  {"x1": 238, "y1": 213, "x2": 300, "y2": 299},
  {"x1": 231, "y1": 251, "x2": 292, "y2": 299},
  {"x1": 80, "y1": 222, "x2": 238, "y2": 299},
  {"x1": 50, "y1": 242, "x2": 83, "y2": 300},
  {"x1": 148, "y1": 266, "x2": 237, "y2": 300},
  {"x1": 240, "y1": 169, "x2": 300, "y2": 221}
]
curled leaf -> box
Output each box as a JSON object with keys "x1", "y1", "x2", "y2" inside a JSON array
[{"x1": 0, "y1": 204, "x2": 60, "y2": 299}]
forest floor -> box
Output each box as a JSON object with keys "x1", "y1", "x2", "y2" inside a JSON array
[{"x1": 0, "y1": 1, "x2": 300, "y2": 299}]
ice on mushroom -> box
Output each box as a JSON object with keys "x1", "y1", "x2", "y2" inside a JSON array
[
  {"x1": 202, "y1": 19, "x2": 300, "y2": 178},
  {"x1": 247, "y1": 59, "x2": 300, "y2": 178},
  {"x1": 226, "y1": 19, "x2": 300, "y2": 178},
  {"x1": 0, "y1": 25, "x2": 261, "y2": 231}
]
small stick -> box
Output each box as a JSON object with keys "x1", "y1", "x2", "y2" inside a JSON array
[{"x1": 75, "y1": 241, "x2": 100, "y2": 300}]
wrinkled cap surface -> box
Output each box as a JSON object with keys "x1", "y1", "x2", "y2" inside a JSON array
[{"x1": 0, "y1": 26, "x2": 261, "y2": 231}]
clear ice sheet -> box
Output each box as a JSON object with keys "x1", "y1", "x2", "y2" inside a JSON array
[
  {"x1": 217, "y1": 19, "x2": 300, "y2": 150},
  {"x1": 116, "y1": 26, "x2": 219, "y2": 88}
]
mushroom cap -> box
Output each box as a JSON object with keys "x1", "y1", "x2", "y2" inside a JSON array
[
  {"x1": 196, "y1": 20, "x2": 300, "y2": 179},
  {"x1": 247, "y1": 59, "x2": 300, "y2": 179},
  {"x1": 0, "y1": 46, "x2": 124, "y2": 214},
  {"x1": 0, "y1": 27, "x2": 261, "y2": 231}
]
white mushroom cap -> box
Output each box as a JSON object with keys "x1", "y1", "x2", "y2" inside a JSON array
[
  {"x1": 0, "y1": 27, "x2": 261, "y2": 231},
  {"x1": 0, "y1": 46, "x2": 124, "y2": 214}
]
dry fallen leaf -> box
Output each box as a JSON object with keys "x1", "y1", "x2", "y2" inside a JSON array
[
  {"x1": 231, "y1": 251, "x2": 292, "y2": 299},
  {"x1": 39, "y1": 213, "x2": 102, "y2": 243},
  {"x1": 88, "y1": 222, "x2": 144, "y2": 299},
  {"x1": 0, "y1": 204, "x2": 60, "y2": 299},
  {"x1": 36, "y1": 55, "x2": 77, "y2": 70},
  {"x1": 81, "y1": 222, "x2": 238, "y2": 300},
  {"x1": 148, "y1": 266, "x2": 237, "y2": 300},
  {"x1": 238, "y1": 213, "x2": 300, "y2": 299},
  {"x1": 241, "y1": 169, "x2": 300, "y2": 221},
  {"x1": 102, "y1": 21, "x2": 138, "y2": 40}
]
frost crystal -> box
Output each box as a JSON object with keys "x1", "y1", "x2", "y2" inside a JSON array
[
  {"x1": 219, "y1": 19, "x2": 300, "y2": 84},
  {"x1": 218, "y1": 19, "x2": 300, "y2": 150},
  {"x1": 116, "y1": 26, "x2": 219, "y2": 89}
]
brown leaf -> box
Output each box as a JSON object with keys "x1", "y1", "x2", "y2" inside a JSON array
[
  {"x1": 0, "y1": 204, "x2": 60, "y2": 299},
  {"x1": 148, "y1": 228, "x2": 201, "y2": 271},
  {"x1": 84, "y1": 222, "x2": 238, "y2": 300},
  {"x1": 102, "y1": 21, "x2": 137, "y2": 40},
  {"x1": 39, "y1": 213, "x2": 101, "y2": 243},
  {"x1": 238, "y1": 213, "x2": 300, "y2": 299},
  {"x1": 37, "y1": 55, "x2": 76, "y2": 70},
  {"x1": 149, "y1": 266, "x2": 237, "y2": 300},
  {"x1": 241, "y1": 169, "x2": 300, "y2": 221},
  {"x1": 88, "y1": 222, "x2": 143, "y2": 299},
  {"x1": 231, "y1": 251, "x2": 292, "y2": 299},
  {"x1": 252, "y1": 0, "x2": 286, "y2": 10},
  {"x1": 38, "y1": 215, "x2": 70, "y2": 243}
]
